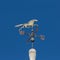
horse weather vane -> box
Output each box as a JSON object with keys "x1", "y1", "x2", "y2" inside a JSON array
[
  {"x1": 15, "y1": 19, "x2": 45, "y2": 48},
  {"x1": 15, "y1": 19, "x2": 45, "y2": 60}
]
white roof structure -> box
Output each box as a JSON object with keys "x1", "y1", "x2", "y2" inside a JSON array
[{"x1": 29, "y1": 48, "x2": 36, "y2": 60}]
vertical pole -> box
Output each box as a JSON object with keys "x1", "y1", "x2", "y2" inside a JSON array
[
  {"x1": 29, "y1": 25, "x2": 36, "y2": 60},
  {"x1": 32, "y1": 42, "x2": 34, "y2": 48}
]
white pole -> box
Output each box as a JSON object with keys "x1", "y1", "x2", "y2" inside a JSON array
[{"x1": 29, "y1": 48, "x2": 36, "y2": 60}]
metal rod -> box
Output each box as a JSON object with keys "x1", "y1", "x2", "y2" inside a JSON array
[{"x1": 32, "y1": 42, "x2": 34, "y2": 48}]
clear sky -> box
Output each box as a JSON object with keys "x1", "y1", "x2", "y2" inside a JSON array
[{"x1": 0, "y1": 0, "x2": 60, "y2": 60}]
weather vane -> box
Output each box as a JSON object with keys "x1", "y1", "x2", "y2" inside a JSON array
[{"x1": 15, "y1": 19, "x2": 45, "y2": 60}]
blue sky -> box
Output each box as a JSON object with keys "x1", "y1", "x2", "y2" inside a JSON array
[{"x1": 0, "y1": 0, "x2": 60, "y2": 60}]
